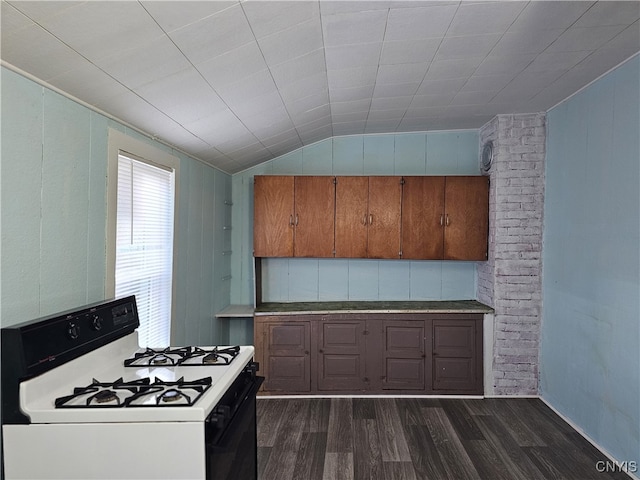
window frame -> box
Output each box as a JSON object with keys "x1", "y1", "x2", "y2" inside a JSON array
[{"x1": 106, "y1": 129, "x2": 180, "y2": 342}]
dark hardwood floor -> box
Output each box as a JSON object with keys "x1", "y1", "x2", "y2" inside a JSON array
[{"x1": 257, "y1": 397, "x2": 632, "y2": 480}]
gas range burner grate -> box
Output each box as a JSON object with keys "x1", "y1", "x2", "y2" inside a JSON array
[
  {"x1": 124, "y1": 345, "x2": 240, "y2": 367},
  {"x1": 54, "y1": 377, "x2": 212, "y2": 408}
]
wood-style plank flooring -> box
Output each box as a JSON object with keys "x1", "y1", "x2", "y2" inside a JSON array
[{"x1": 257, "y1": 397, "x2": 632, "y2": 480}]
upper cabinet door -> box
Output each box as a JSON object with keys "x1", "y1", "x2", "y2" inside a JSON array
[
  {"x1": 253, "y1": 176, "x2": 294, "y2": 257},
  {"x1": 368, "y1": 177, "x2": 402, "y2": 259},
  {"x1": 401, "y1": 176, "x2": 445, "y2": 260},
  {"x1": 335, "y1": 176, "x2": 369, "y2": 258},
  {"x1": 294, "y1": 176, "x2": 336, "y2": 258},
  {"x1": 443, "y1": 176, "x2": 489, "y2": 261}
]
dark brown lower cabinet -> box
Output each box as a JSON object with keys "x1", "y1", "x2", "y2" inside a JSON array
[
  {"x1": 315, "y1": 318, "x2": 368, "y2": 391},
  {"x1": 254, "y1": 313, "x2": 483, "y2": 395},
  {"x1": 256, "y1": 319, "x2": 311, "y2": 392},
  {"x1": 432, "y1": 318, "x2": 483, "y2": 394},
  {"x1": 381, "y1": 320, "x2": 426, "y2": 391}
]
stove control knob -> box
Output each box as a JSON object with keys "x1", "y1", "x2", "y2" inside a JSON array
[
  {"x1": 67, "y1": 322, "x2": 80, "y2": 340},
  {"x1": 91, "y1": 315, "x2": 103, "y2": 331}
]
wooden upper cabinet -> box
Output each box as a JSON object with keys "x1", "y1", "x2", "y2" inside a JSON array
[
  {"x1": 443, "y1": 176, "x2": 489, "y2": 261},
  {"x1": 400, "y1": 176, "x2": 489, "y2": 260},
  {"x1": 335, "y1": 176, "x2": 402, "y2": 259},
  {"x1": 401, "y1": 176, "x2": 445, "y2": 259},
  {"x1": 335, "y1": 177, "x2": 369, "y2": 258},
  {"x1": 293, "y1": 176, "x2": 335, "y2": 258},
  {"x1": 255, "y1": 175, "x2": 487, "y2": 260},
  {"x1": 253, "y1": 176, "x2": 294, "y2": 257},
  {"x1": 368, "y1": 177, "x2": 402, "y2": 259},
  {"x1": 253, "y1": 175, "x2": 335, "y2": 258}
]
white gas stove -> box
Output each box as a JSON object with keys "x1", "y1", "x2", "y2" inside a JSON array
[{"x1": 1, "y1": 296, "x2": 262, "y2": 480}]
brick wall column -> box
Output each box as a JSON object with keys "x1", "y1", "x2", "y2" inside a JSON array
[{"x1": 478, "y1": 113, "x2": 545, "y2": 395}]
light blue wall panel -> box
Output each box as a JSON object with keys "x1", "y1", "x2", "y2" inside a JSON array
[
  {"x1": 333, "y1": 136, "x2": 364, "y2": 174},
  {"x1": 288, "y1": 258, "x2": 320, "y2": 301},
  {"x1": 230, "y1": 130, "x2": 481, "y2": 305},
  {"x1": 364, "y1": 135, "x2": 395, "y2": 174},
  {"x1": 348, "y1": 260, "x2": 379, "y2": 300},
  {"x1": 40, "y1": 90, "x2": 91, "y2": 315},
  {"x1": 0, "y1": 69, "x2": 43, "y2": 324},
  {"x1": 426, "y1": 131, "x2": 480, "y2": 174},
  {"x1": 87, "y1": 112, "x2": 110, "y2": 302},
  {"x1": 394, "y1": 133, "x2": 426, "y2": 174},
  {"x1": 409, "y1": 262, "x2": 445, "y2": 300},
  {"x1": 303, "y1": 140, "x2": 333, "y2": 174},
  {"x1": 541, "y1": 56, "x2": 639, "y2": 466},
  {"x1": 272, "y1": 150, "x2": 303, "y2": 174},
  {"x1": 378, "y1": 261, "x2": 411, "y2": 300},
  {"x1": 1, "y1": 68, "x2": 231, "y2": 350},
  {"x1": 318, "y1": 260, "x2": 350, "y2": 301}
]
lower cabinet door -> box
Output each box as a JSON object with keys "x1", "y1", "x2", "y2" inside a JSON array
[
  {"x1": 316, "y1": 320, "x2": 368, "y2": 391},
  {"x1": 381, "y1": 320, "x2": 426, "y2": 390},
  {"x1": 263, "y1": 322, "x2": 311, "y2": 392},
  {"x1": 432, "y1": 318, "x2": 482, "y2": 393}
]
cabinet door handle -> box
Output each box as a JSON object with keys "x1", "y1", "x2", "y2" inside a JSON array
[
  {"x1": 295, "y1": 214, "x2": 299, "y2": 226},
  {"x1": 368, "y1": 214, "x2": 373, "y2": 225},
  {"x1": 445, "y1": 214, "x2": 450, "y2": 226},
  {"x1": 361, "y1": 214, "x2": 367, "y2": 225},
  {"x1": 440, "y1": 214, "x2": 444, "y2": 226},
  {"x1": 289, "y1": 215, "x2": 294, "y2": 227}
]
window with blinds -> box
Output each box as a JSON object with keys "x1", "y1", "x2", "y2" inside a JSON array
[{"x1": 116, "y1": 154, "x2": 175, "y2": 347}]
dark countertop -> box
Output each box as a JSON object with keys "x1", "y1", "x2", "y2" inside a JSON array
[{"x1": 254, "y1": 300, "x2": 493, "y2": 315}]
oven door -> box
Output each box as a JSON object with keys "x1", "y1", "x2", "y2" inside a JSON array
[{"x1": 205, "y1": 368, "x2": 264, "y2": 480}]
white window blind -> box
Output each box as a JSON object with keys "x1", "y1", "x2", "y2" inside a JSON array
[{"x1": 116, "y1": 154, "x2": 175, "y2": 348}]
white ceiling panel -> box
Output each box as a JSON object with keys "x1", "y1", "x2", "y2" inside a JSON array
[
  {"x1": 242, "y1": 0, "x2": 319, "y2": 38},
  {"x1": 385, "y1": 4, "x2": 457, "y2": 41},
  {"x1": 167, "y1": 4, "x2": 254, "y2": 65},
  {"x1": 491, "y1": 29, "x2": 565, "y2": 55},
  {"x1": 2, "y1": 0, "x2": 638, "y2": 173},
  {"x1": 1, "y1": 23, "x2": 87, "y2": 81},
  {"x1": 447, "y1": 2, "x2": 526, "y2": 36},
  {"x1": 0, "y1": 2, "x2": 34, "y2": 34},
  {"x1": 377, "y1": 63, "x2": 429, "y2": 85},
  {"x1": 257, "y1": 18, "x2": 323, "y2": 66},
  {"x1": 327, "y1": 66, "x2": 378, "y2": 89},
  {"x1": 509, "y1": 1, "x2": 594, "y2": 32},
  {"x1": 197, "y1": 41, "x2": 267, "y2": 89},
  {"x1": 325, "y1": 43, "x2": 383, "y2": 69},
  {"x1": 21, "y1": 2, "x2": 164, "y2": 62},
  {"x1": 573, "y1": 1, "x2": 640, "y2": 27},
  {"x1": 546, "y1": 25, "x2": 627, "y2": 52},
  {"x1": 95, "y1": 36, "x2": 192, "y2": 91},
  {"x1": 269, "y1": 48, "x2": 326, "y2": 88},
  {"x1": 141, "y1": 1, "x2": 237, "y2": 32},
  {"x1": 322, "y1": 9, "x2": 388, "y2": 46}
]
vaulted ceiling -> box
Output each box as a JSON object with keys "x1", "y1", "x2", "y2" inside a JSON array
[{"x1": 2, "y1": 1, "x2": 639, "y2": 173}]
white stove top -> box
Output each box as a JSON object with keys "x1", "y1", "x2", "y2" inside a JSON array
[{"x1": 19, "y1": 332, "x2": 254, "y2": 424}]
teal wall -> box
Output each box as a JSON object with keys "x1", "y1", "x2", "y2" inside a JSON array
[
  {"x1": 230, "y1": 131, "x2": 481, "y2": 306},
  {"x1": 0, "y1": 67, "x2": 231, "y2": 346},
  {"x1": 541, "y1": 56, "x2": 640, "y2": 464}
]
